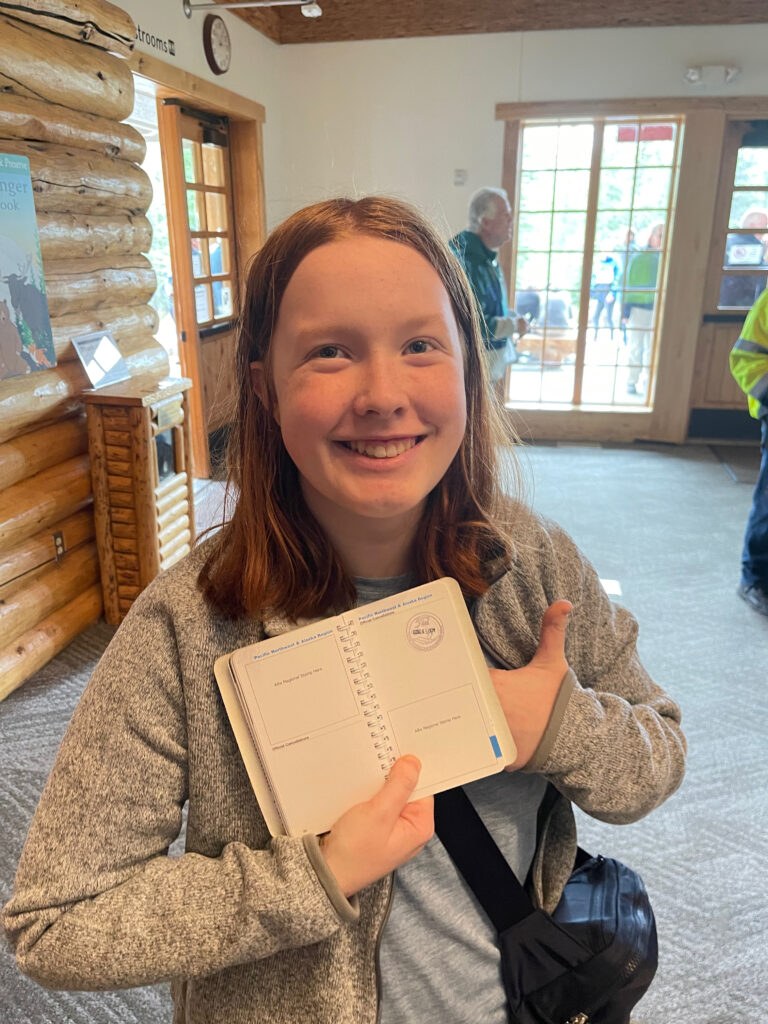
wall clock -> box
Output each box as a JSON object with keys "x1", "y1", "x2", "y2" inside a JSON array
[{"x1": 202, "y1": 14, "x2": 231, "y2": 76}]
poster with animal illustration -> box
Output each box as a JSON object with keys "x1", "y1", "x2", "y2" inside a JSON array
[{"x1": 0, "y1": 153, "x2": 55, "y2": 380}]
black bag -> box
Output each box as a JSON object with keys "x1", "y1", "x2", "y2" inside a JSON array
[{"x1": 434, "y1": 787, "x2": 658, "y2": 1024}]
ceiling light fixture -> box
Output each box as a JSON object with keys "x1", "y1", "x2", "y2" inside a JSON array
[{"x1": 183, "y1": 1, "x2": 322, "y2": 18}]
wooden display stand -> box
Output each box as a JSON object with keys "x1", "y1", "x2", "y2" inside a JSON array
[{"x1": 84, "y1": 376, "x2": 195, "y2": 624}]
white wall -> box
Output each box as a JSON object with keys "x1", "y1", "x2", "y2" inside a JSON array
[
  {"x1": 275, "y1": 23, "x2": 768, "y2": 235},
  {"x1": 115, "y1": 9, "x2": 768, "y2": 237}
]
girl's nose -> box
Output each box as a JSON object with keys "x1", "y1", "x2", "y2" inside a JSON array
[{"x1": 351, "y1": 356, "x2": 406, "y2": 418}]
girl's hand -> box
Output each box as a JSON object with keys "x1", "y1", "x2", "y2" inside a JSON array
[
  {"x1": 490, "y1": 601, "x2": 572, "y2": 770},
  {"x1": 319, "y1": 755, "x2": 434, "y2": 898}
]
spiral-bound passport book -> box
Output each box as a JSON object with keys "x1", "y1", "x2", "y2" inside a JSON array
[{"x1": 214, "y1": 577, "x2": 516, "y2": 837}]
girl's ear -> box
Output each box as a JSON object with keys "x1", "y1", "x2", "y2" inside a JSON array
[
  {"x1": 250, "y1": 361, "x2": 280, "y2": 423},
  {"x1": 250, "y1": 360, "x2": 267, "y2": 403}
]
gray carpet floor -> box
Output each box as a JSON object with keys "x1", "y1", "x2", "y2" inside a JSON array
[{"x1": 1, "y1": 442, "x2": 766, "y2": 1022}]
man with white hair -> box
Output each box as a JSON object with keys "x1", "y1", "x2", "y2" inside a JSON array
[{"x1": 450, "y1": 188, "x2": 527, "y2": 380}]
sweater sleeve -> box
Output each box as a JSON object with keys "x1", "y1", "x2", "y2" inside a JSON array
[
  {"x1": 523, "y1": 523, "x2": 686, "y2": 825},
  {"x1": 2, "y1": 588, "x2": 357, "y2": 992}
]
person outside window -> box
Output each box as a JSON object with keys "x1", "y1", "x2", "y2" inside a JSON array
[
  {"x1": 591, "y1": 255, "x2": 619, "y2": 338},
  {"x1": 720, "y1": 209, "x2": 768, "y2": 310},
  {"x1": 621, "y1": 223, "x2": 664, "y2": 396}
]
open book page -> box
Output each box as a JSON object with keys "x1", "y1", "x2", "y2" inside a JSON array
[
  {"x1": 221, "y1": 578, "x2": 515, "y2": 837},
  {"x1": 227, "y1": 622, "x2": 388, "y2": 836},
  {"x1": 347, "y1": 578, "x2": 515, "y2": 798}
]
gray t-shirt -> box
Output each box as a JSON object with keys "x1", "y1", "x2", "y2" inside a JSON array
[{"x1": 354, "y1": 576, "x2": 547, "y2": 1024}]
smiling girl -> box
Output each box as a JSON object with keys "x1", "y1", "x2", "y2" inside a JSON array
[{"x1": 4, "y1": 197, "x2": 685, "y2": 1023}]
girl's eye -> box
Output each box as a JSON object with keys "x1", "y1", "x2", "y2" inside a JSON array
[
  {"x1": 405, "y1": 339, "x2": 433, "y2": 354},
  {"x1": 314, "y1": 345, "x2": 342, "y2": 359}
]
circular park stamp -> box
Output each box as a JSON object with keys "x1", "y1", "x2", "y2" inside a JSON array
[{"x1": 406, "y1": 612, "x2": 444, "y2": 651}]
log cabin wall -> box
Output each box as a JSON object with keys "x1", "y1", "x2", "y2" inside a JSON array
[{"x1": 0, "y1": 0, "x2": 170, "y2": 700}]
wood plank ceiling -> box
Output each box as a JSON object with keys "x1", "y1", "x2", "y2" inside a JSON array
[{"x1": 227, "y1": 0, "x2": 768, "y2": 46}]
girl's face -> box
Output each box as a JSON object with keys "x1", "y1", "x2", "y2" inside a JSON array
[{"x1": 265, "y1": 235, "x2": 467, "y2": 539}]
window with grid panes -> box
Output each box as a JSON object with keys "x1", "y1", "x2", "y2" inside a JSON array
[
  {"x1": 182, "y1": 133, "x2": 235, "y2": 329},
  {"x1": 510, "y1": 117, "x2": 682, "y2": 407},
  {"x1": 717, "y1": 131, "x2": 768, "y2": 310}
]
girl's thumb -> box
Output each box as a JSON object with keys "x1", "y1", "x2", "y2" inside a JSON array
[{"x1": 534, "y1": 601, "x2": 572, "y2": 663}]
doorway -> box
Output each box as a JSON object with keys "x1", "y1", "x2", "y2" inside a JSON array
[
  {"x1": 690, "y1": 118, "x2": 768, "y2": 439},
  {"x1": 157, "y1": 100, "x2": 239, "y2": 479},
  {"x1": 126, "y1": 50, "x2": 267, "y2": 479},
  {"x1": 506, "y1": 116, "x2": 682, "y2": 413}
]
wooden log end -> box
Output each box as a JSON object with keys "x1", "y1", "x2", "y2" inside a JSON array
[{"x1": 0, "y1": 584, "x2": 103, "y2": 702}]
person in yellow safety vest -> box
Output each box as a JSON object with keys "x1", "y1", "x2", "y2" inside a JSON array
[{"x1": 730, "y1": 288, "x2": 768, "y2": 616}]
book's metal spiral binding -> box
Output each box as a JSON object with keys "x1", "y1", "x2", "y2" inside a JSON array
[{"x1": 337, "y1": 622, "x2": 395, "y2": 775}]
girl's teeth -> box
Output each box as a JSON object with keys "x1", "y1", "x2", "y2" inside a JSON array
[{"x1": 348, "y1": 439, "x2": 416, "y2": 458}]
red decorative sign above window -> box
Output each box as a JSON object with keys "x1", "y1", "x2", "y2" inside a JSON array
[{"x1": 617, "y1": 125, "x2": 675, "y2": 143}]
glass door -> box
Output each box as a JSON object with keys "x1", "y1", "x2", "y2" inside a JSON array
[
  {"x1": 508, "y1": 116, "x2": 682, "y2": 410},
  {"x1": 709, "y1": 121, "x2": 768, "y2": 313},
  {"x1": 157, "y1": 101, "x2": 239, "y2": 478},
  {"x1": 689, "y1": 119, "x2": 768, "y2": 438}
]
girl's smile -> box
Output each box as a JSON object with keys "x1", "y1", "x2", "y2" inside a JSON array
[
  {"x1": 263, "y1": 234, "x2": 467, "y2": 569},
  {"x1": 339, "y1": 435, "x2": 420, "y2": 458}
]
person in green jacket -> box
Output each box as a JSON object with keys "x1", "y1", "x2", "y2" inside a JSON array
[
  {"x1": 449, "y1": 188, "x2": 527, "y2": 381},
  {"x1": 621, "y1": 223, "x2": 664, "y2": 395},
  {"x1": 730, "y1": 289, "x2": 768, "y2": 615}
]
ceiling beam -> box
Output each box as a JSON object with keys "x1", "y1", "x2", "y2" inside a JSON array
[{"x1": 223, "y1": 0, "x2": 768, "y2": 46}]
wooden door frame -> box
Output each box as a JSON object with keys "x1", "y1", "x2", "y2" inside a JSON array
[
  {"x1": 496, "y1": 96, "x2": 768, "y2": 443},
  {"x1": 129, "y1": 51, "x2": 267, "y2": 476}
]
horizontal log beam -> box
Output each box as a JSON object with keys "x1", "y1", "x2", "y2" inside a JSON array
[
  {"x1": 51, "y1": 304, "x2": 159, "y2": 361},
  {"x1": 161, "y1": 543, "x2": 190, "y2": 573},
  {"x1": 0, "y1": 14, "x2": 133, "y2": 120},
  {"x1": 38, "y1": 212, "x2": 152, "y2": 262},
  {"x1": 45, "y1": 254, "x2": 156, "y2": 316},
  {"x1": 122, "y1": 336, "x2": 170, "y2": 379},
  {"x1": 1, "y1": 139, "x2": 151, "y2": 217},
  {"x1": 155, "y1": 470, "x2": 188, "y2": 502},
  {"x1": 0, "y1": 539, "x2": 100, "y2": 646},
  {"x1": 0, "y1": 414, "x2": 87, "y2": 489},
  {"x1": 0, "y1": 93, "x2": 145, "y2": 162},
  {"x1": 0, "y1": 360, "x2": 86, "y2": 445},
  {"x1": 0, "y1": 1, "x2": 136, "y2": 57},
  {"x1": 0, "y1": 338, "x2": 169, "y2": 443},
  {"x1": 160, "y1": 527, "x2": 190, "y2": 560},
  {"x1": 0, "y1": 453, "x2": 92, "y2": 552},
  {"x1": 0, "y1": 507, "x2": 94, "y2": 598},
  {"x1": 157, "y1": 498, "x2": 188, "y2": 532},
  {"x1": 0, "y1": 584, "x2": 103, "y2": 702},
  {"x1": 158, "y1": 514, "x2": 189, "y2": 549}
]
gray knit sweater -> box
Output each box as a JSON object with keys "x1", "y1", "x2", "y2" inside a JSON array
[{"x1": 3, "y1": 508, "x2": 686, "y2": 1023}]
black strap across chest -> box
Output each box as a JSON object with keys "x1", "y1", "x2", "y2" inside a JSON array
[{"x1": 433, "y1": 786, "x2": 536, "y2": 933}]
